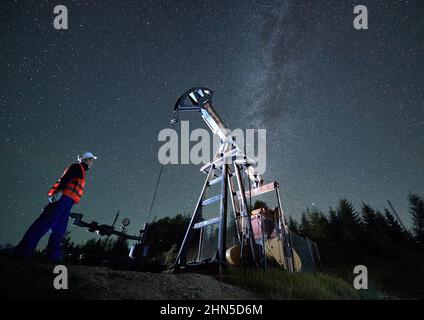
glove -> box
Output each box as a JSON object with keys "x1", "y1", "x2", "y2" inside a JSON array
[{"x1": 49, "y1": 190, "x2": 63, "y2": 203}]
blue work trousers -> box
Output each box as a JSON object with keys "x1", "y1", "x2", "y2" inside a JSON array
[{"x1": 15, "y1": 195, "x2": 74, "y2": 262}]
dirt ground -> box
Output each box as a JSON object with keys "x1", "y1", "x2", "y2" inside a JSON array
[{"x1": 0, "y1": 253, "x2": 258, "y2": 300}]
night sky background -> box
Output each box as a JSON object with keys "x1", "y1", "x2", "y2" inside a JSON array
[{"x1": 1, "y1": 0, "x2": 423, "y2": 246}]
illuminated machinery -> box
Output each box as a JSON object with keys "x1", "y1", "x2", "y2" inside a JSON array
[{"x1": 171, "y1": 88, "x2": 301, "y2": 273}]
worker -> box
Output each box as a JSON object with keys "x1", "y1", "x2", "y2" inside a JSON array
[{"x1": 15, "y1": 151, "x2": 98, "y2": 263}]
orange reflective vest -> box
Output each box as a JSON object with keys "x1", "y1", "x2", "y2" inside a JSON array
[{"x1": 47, "y1": 163, "x2": 86, "y2": 204}]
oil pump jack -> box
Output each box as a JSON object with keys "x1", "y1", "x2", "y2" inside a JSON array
[{"x1": 171, "y1": 88, "x2": 301, "y2": 273}]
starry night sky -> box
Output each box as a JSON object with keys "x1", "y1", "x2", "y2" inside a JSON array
[{"x1": 1, "y1": 0, "x2": 423, "y2": 245}]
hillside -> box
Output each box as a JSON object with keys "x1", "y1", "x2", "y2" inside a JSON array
[
  {"x1": 1, "y1": 252, "x2": 382, "y2": 300},
  {"x1": 0, "y1": 253, "x2": 258, "y2": 300}
]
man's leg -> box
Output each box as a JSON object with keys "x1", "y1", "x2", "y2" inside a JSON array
[
  {"x1": 45, "y1": 196, "x2": 74, "y2": 263},
  {"x1": 15, "y1": 202, "x2": 62, "y2": 257}
]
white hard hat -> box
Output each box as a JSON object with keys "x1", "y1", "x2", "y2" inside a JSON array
[{"x1": 78, "y1": 151, "x2": 98, "y2": 162}]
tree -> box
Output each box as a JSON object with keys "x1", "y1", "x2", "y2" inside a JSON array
[
  {"x1": 146, "y1": 214, "x2": 191, "y2": 257},
  {"x1": 109, "y1": 237, "x2": 130, "y2": 260},
  {"x1": 78, "y1": 238, "x2": 106, "y2": 264},
  {"x1": 361, "y1": 204, "x2": 390, "y2": 246},
  {"x1": 288, "y1": 216, "x2": 299, "y2": 234},
  {"x1": 383, "y1": 208, "x2": 411, "y2": 243},
  {"x1": 299, "y1": 209, "x2": 311, "y2": 237},
  {"x1": 307, "y1": 208, "x2": 329, "y2": 242},
  {"x1": 336, "y1": 199, "x2": 362, "y2": 242},
  {"x1": 409, "y1": 194, "x2": 424, "y2": 245},
  {"x1": 61, "y1": 231, "x2": 77, "y2": 262},
  {"x1": 327, "y1": 207, "x2": 342, "y2": 242},
  {"x1": 361, "y1": 203, "x2": 378, "y2": 226},
  {"x1": 253, "y1": 200, "x2": 268, "y2": 210}
]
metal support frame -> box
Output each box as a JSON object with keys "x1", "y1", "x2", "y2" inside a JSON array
[
  {"x1": 174, "y1": 164, "x2": 215, "y2": 267},
  {"x1": 174, "y1": 141, "x2": 260, "y2": 272},
  {"x1": 233, "y1": 162, "x2": 258, "y2": 267}
]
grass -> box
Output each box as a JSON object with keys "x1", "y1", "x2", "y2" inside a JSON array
[{"x1": 219, "y1": 267, "x2": 380, "y2": 300}]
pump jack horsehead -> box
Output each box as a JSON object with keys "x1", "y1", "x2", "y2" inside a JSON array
[{"x1": 171, "y1": 88, "x2": 302, "y2": 273}]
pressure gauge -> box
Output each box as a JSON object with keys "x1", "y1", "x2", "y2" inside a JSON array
[{"x1": 121, "y1": 218, "x2": 131, "y2": 227}]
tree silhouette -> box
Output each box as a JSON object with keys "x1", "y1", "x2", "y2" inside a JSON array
[
  {"x1": 360, "y1": 204, "x2": 390, "y2": 249},
  {"x1": 409, "y1": 193, "x2": 424, "y2": 246},
  {"x1": 336, "y1": 199, "x2": 361, "y2": 242},
  {"x1": 327, "y1": 207, "x2": 342, "y2": 242},
  {"x1": 253, "y1": 200, "x2": 268, "y2": 210},
  {"x1": 109, "y1": 237, "x2": 130, "y2": 261},
  {"x1": 145, "y1": 214, "x2": 191, "y2": 257},
  {"x1": 61, "y1": 231, "x2": 79, "y2": 262},
  {"x1": 383, "y1": 208, "x2": 411, "y2": 244},
  {"x1": 299, "y1": 209, "x2": 311, "y2": 237},
  {"x1": 306, "y1": 208, "x2": 329, "y2": 242},
  {"x1": 288, "y1": 216, "x2": 299, "y2": 234}
]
